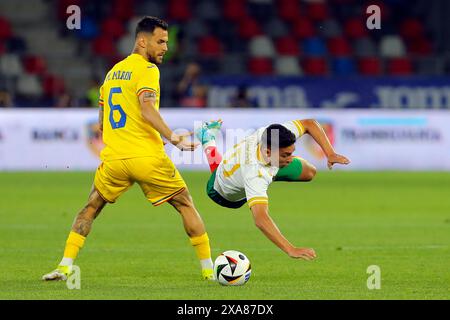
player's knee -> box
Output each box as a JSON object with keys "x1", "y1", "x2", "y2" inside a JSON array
[
  {"x1": 87, "y1": 189, "x2": 106, "y2": 207},
  {"x1": 169, "y1": 189, "x2": 194, "y2": 211},
  {"x1": 303, "y1": 164, "x2": 317, "y2": 181}
]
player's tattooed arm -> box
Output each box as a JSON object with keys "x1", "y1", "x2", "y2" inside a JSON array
[
  {"x1": 142, "y1": 90, "x2": 157, "y2": 103},
  {"x1": 138, "y1": 90, "x2": 198, "y2": 151},
  {"x1": 139, "y1": 89, "x2": 173, "y2": 142}
]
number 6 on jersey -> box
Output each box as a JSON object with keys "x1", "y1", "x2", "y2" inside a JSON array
[{"x1": 108, "y1": 87, "x2": 127, "y2": 129}]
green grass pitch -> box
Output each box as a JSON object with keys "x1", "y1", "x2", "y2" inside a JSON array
[{"x1": 0, "y1": 171, "x2": 449, "y2": 300}]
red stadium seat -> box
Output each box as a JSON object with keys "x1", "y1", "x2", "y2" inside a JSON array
[
  {"x1": 168, "y1": 0, "x2": 192, "y2": 22},
  {"x1": 23, "y1": 55, "x2": 47, "y2": 75},
  {"x1": 408, "y1": 38, "x2": 433, "y2": 56},
  {"x1": 100, "y1": 18, "x2": 126, "y2": 39},
  {"x1": 248, "y1": 57, "x2": 273, "y2": 75},
  {"x1": 292, "y1": 18, "x2": 316, "y2": 40},
  {"x1": 92, "y1": 36, "x2": 116, "y2": 58},
  {"x1": 198, "y1": 36, "x2": 223, "y2": 57},
  {"x1": 43, "y1": 74, "x2": 66, "y2": 96},
  {"x1": 344, "y1": 18, "x2": 368, "y2": 39},
  {"x1": 238, "y1": 18, "x2": 262, "y2": 39},
  {"x1": 0, "y1": 17, "x2": 13, "y2": 40},
  {"x1": 387, "y1": 57, "x2": 413, "y2": 75},
  {"x1": 400, "y1": 19, "x2": 424, "y2": 41},
  {"x1": 328, "y1": 37, "x2": 352, "y2": 57},
  {"x1": 112, "y1": 0, "x2": 135, "y2": 21},
  {"x1": 277, "y1": 0, "x2": 301, "y2": 23},
  {"x1": 275, "y1": 36, "x2": 300, "y2": 56},
  {"x1": 358, "y1": 57, "x2": 382, "y2": 75},
  {"x1": 306, "y1": 2, "x2": 329, "y2": 21},
  {"x1": 302, "y1": 57, "x2": 328, "y2": 75},
  {"x1": 223, "y1": 0, "x2": 247, "y2": 21}
]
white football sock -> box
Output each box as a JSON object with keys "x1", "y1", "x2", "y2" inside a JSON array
[
  {"x1": 200, "y1": 258, "x2": 213, "y2": 270},
  {"x1": 59, "y1": 257, "x2": 74, "y2": 266}
]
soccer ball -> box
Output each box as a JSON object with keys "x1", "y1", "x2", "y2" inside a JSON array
[{"x1": 213, "y1": 250, "x2": 251, "y2": 286}]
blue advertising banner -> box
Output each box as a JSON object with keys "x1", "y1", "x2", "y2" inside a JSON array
[{"x1": 206, "y1": 76, "x2": 450, "y2": 109}]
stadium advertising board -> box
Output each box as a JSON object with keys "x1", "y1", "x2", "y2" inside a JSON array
[
  {"x1": 207, "y1": 77, "x2": 450, "y2": 109},
  {"x1": 0, "y1": 109, "x2": 449, "y2": 171}
]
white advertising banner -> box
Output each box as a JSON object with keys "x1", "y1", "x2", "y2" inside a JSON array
[
  {"x1": 0, "y1": 109, "x2": 102, "y2": 170},
  {"x1": 0, "y1": 109, "x2": 449, "y2": 171}
]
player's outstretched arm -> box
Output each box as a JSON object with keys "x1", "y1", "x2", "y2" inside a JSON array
[
  {"x1": 250, "y1": 203, "x2": 317, "y2": 260},
  {"x1": 299, "y1": 119, "x2": 350, "y2": 169},
  {"x1": 138, "y1": 91, "x2": 199, "y2": 151}
]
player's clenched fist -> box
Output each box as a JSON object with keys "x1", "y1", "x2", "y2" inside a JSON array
[{"x1": 287, "y1": 247, "x2": 317, "y2": 260}]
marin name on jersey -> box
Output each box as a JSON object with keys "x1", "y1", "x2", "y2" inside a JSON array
[{"x1": 105, "y1": 70, "x2": 133, "y2": 82}]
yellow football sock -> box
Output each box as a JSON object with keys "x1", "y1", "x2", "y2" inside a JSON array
[
  {"x1": 63, "y1": 231, "x2": 86, "y2": 260},
  {"x1": 189, "y1": 232, "x2": 212, "y2": 261}
]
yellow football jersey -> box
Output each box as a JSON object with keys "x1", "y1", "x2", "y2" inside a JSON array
[{"x1": 99, "y1": 53, "x2": 164, "y2": 161}]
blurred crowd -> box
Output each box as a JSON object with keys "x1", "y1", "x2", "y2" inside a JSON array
[{"x1": 0, "y1": 0, "x2": 447, "y2": 108}]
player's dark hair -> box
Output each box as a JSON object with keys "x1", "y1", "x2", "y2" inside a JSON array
[
  {"x1": 261, "y1": 124, "x2": 296, "y2": 149},
  {"x1": 135, "y1": 16, "x2": 168, "y2": 38}
]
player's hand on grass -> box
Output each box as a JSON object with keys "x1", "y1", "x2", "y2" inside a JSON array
[
  {"x1": 287, "y1": 247, "x2": 317, "y2": 260},
  {"x1": 171, "y1": 132, "x2": 200, "y2": 151},
  {"x1": 327, "y1": 153, "x2": 350, "y2": 170}
]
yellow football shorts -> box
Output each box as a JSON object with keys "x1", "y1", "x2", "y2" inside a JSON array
[{"x1": 94, "y1": 154, "x2": 186, "y2": 206}]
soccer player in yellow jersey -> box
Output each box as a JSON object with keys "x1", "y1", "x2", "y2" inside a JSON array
[{"x1": 43, "y1": 17, "x2": 214, "y2": 281}]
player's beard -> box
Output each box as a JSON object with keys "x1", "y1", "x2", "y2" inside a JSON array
[{"x1": 147, "y1": 51, "x2": 163, "y2": 65}]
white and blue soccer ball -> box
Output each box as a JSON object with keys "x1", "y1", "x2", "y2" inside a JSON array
[{"x1": 214, "y1": 250, "x2": 251, "y2": 286}]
